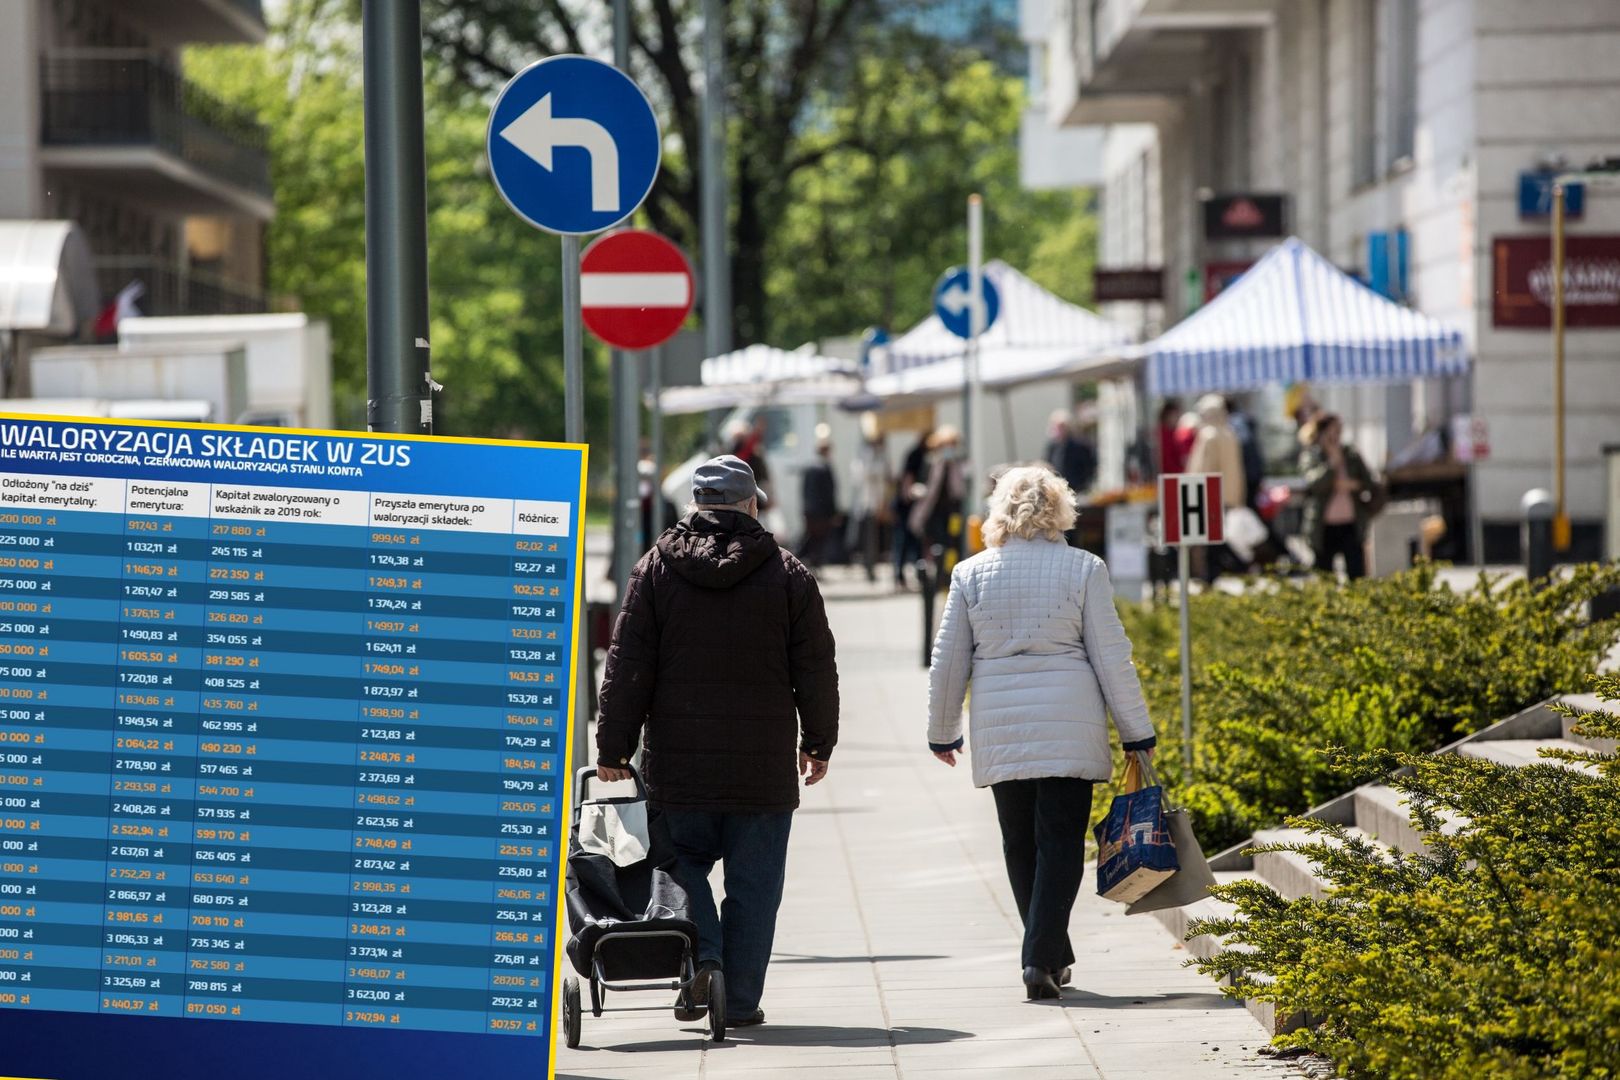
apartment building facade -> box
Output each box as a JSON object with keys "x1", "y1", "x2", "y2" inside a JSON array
[
  {"x1": 1024, "y1": 0, "x2": 1620, "y2": 559},
  {"x1": 0, "y1": 0, "x2": 272, "y2": 329}
]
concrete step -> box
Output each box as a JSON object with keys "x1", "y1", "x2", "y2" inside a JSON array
[
  {"x1": 1457, "y1": 738, "x2": 1600, "y2": 774},
  {"x1": 1146, "y1": 871, "x2": 1298, "y2": 1034},
  {"x1": 1352, "y1": 783, "x2": 1425, "y2": 855},
  {"x1": 1560, "y1": 693, "x2": 1619, "y2": 755},
  {"x1": 1250, "y1": 826, "x2": 1387, "y2": 902},
  {"x1": 1153, "y1": 869, "x2": 1249, "y2": 961}
]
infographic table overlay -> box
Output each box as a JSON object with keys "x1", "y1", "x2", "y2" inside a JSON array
[{"x1": 0, "y1": 415, "x2": 587, "y2": 1080}]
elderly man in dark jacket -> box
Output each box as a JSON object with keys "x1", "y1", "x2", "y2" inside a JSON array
[{"x1": 596, "y1": 454, "x2": 839, "y2": 1030}]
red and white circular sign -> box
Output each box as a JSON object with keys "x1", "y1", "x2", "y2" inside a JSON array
[{"x1": 579, "y1": 229, "x2": 695, "y2": 350}]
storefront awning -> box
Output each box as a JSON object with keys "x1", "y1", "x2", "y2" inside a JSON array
[
  {"x1": 0, "y1": 221, "x2": 98, "y2": 336},
  {"x1": 1145, "y1": 236, "x2": 1468, "y2": 395}
]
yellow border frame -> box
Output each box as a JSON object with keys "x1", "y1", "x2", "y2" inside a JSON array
[{"x1": 0, "y1": 413, "x2": 590, "y2": 1077}]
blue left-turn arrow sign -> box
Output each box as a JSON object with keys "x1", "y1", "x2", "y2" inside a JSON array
[
  {"x1": 933, "y1": 266, "x2": 1000, "y2": 340},
  {"x1": 487, "y1": 54, "x2": 661, "y2": 236}
]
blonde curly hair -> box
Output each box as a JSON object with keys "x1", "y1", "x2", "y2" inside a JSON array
[{"x1": 982, "y1": 465, "x2": 1077, "y2": 547}]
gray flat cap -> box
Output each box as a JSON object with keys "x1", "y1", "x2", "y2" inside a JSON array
[{"x1": 692, "y1": 454, "x2": 768, "y2": 507}]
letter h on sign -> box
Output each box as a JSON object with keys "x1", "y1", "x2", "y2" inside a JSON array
[{"x1": 1159, "y1": 474, "x2": 1225, "y2": 546}]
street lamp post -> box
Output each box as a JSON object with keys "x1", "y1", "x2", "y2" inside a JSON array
[
  {"x1": 1551, "y1": 181, "x2": 1570, "y2": 552},
  {"x1": 1548, "y1": 161, "x2": 1620, "y2": 554},
  {"x1": 361, "y1": 0, "x2": 433, "y2": 435}
]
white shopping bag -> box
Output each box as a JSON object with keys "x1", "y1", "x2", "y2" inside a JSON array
[
  {"x1": 1224, "y1": 506, "x2": 1268, "y2": 562},
  {"x1": 578, "y1": 799, "x2": 651, "y2": 868}
]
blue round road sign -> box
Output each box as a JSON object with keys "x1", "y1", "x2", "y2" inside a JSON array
[
  {"x1": 933, "y1": 267, "x2": 1001, "y2": 339},
  {"x1": 487, "y1": 55, "x2": 661, "y2": 236}
]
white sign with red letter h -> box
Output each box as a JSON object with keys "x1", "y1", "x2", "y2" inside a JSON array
[{"x1": 1159, "y1": 473, "x2": 1225, "y2": 547}]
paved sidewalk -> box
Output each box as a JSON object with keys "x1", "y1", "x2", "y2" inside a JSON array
[{"x1": 556, "y1": 573, "x2": 1304, "y2": 1079}]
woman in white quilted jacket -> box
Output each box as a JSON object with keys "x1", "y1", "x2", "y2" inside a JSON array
[{"x1": 927, "y1": 464, "x2": 1157, "y2": 1001}]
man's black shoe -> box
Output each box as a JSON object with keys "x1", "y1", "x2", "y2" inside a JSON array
[
  {"x1": 729, "y1": 1008, "x2": 766, "y2": 1028},
  {"x1": 675, "y1": 960, "x2": 722, "y2": 1022}
]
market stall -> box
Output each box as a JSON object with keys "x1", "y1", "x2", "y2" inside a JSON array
[{"x1": 1142, "y1": 236, "x2": 1473, "y2": 565}]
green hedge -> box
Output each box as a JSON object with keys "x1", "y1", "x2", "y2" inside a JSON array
[
  {"x1": 1108, "y1": 564, "x2": 1620, "y2": 852},
  {"x1": 1188, "y1": 675, "x2": 1620, "y2": 1079}
]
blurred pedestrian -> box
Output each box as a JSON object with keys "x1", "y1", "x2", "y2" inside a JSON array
[
  {"x1": 926, "y1": 466, "x2": 1157, "y2": 1001},
  {"x1": 1156, "y1": 399, "x2": 1191, "y2": 476},
  {"x1": 597, "y1": 454, "x2": 839, "y2": 1030},
  {"x1": 1044, "y1": 408, "x2": 1098, "y2": 498},
  {"x1": 1299, "y1": 412, "x2": 1376, "y2": 580},
  {"x1": 799, "y1": 431, "x2": 838, "y2": 570},
  {"x1": 1224, "y1": 397, "x2": 1265, "y2": 509},
  {"x1": 729, "y1": 414, "x2": 772, "y2": 487},
  {"x1": 850, "y1": 416, "x2": 890, "y2": 582},
  {"x1": 1187, "y1": 394, "x2": 1247, "y2": 581},
  {"x1": 892, "y1": 429, "x2": 931, "y2": 588},
  {"x1": 908, "y1": 426, "x2": 966, "y2": 563}
]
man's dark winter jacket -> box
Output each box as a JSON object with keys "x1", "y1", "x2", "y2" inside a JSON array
[{"x1": 596, "y1": 510, "x2": 839, "y2": 813}]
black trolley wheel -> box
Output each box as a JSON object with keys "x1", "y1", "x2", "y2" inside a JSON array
[
  {"x1": 562, "y1": 975, "x2": 583, "y2": 1049},
  {"x1": 589, "y1": 974, "x2": 603, "y2": 1018},
  {"x1": 706, "y1": 970, "x2": 727, "y2": 1043}
]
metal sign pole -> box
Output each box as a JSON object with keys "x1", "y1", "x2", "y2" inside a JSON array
[
  {"x1": 614, "y1": 350, "x2": 641, "y2": 587},
  {"x1": 1177, "y1": 543, "x2": 1194, "y2": 773},
  {"x1": 562, "y1": 235, "x2": 589, "y2": 775},
  {"x1": 967, "y1": 194, "x2": 985, "y2": 482},
  {"x1": 610, "y1": 0, "x2": 640, "y2": 593},
  {"x1": 650, "y1": 346, "x2": 664, "y2": 530},
  {"x1": 701, "y1": 0, "x2": 731, "y2": 364}
]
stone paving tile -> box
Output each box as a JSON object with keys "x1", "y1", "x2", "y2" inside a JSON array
[
  {"x1": 905, "y1": 1068, "x2": 1101, "y2": 1080},
  {"x1": 552, "y1": 581, "x2": 1305, "y2": 1080},
  {"x1": 895, "y1": 1034, "x2": 1098, "y2": 1069}
]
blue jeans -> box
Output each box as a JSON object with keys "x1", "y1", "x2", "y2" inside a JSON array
[{"x1": 661, "y1": 809, "x2": 793, "y2": 1015}]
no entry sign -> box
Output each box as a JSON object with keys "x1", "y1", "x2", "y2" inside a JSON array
[
  {"x1": 579, "y1": 229, "x2": 694, "y2": 350},
  {"x1": 1159, "y1": 473, "x2": 1225, "y2": 546}
]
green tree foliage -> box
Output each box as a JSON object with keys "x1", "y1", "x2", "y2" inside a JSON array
[
  {"x1": 1189, "y1": 674, "x2": 1620, "y2": 1078},
  {"x1": 188, "y1": 2, "x2": 609, "y2": 449},
  {"x1": 767, "y1": 57, "x2": 1096, "y2": 345},
  {"x1": 1113, "y1": 564, "x2": 1620, "y2": 851},
  {"x1": 419, "y1": 0, "x2": 1099, "y2": 345},
  {"x1": 189, "y1": 1, "x2": 1099, "y2": 451}
]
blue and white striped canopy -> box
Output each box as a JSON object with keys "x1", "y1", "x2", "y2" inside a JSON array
[{"x1": 1146, "y1": 237, "x2": 1468, "y2": 396}]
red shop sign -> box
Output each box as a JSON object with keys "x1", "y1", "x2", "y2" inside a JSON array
[{"x1": 1492, "y1": 235, "x2": 1620, "y2": 328}]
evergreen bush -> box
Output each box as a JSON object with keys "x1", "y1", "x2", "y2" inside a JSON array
[
  {"x1": 1187, "y1": 674, "x2": 1620, "y2": 1079},
  {"x1": 1110, "y1": 564, "x2": 1620, "y2": 851}
]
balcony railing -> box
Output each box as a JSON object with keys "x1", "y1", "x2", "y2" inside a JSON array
[
  {"x1": 41, "y1": 49, "x2": 271, "y2": 198},
  {"x1": 95, "y1": 258, "x2": 266, "y2": 319}
]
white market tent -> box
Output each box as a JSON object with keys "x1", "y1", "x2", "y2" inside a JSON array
[
  {"x1": 1145, "y1": 236, "x2": 1469, "y2": 395},
  {"x1": 0, "y1": 221, "x2": 98, "y2": 336},
  {"x1": 657, "y1": 342, "x2": 861, "y2": 415},
  {"x1": 864, "y1": 260, "x2": 1137, "y2": 401}
]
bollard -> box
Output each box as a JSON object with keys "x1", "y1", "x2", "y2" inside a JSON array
[
  {"x1": 916, "y1": 555, "x2": 935, "y2": 668},
  {"x1": 1522, "y1": 488, "x2": 1555, "y2": 582}
]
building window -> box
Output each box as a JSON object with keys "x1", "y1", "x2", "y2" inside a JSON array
[
  {"x1": 1385, "y1": 0, "x2": 1418, "y2": 168},
  {"x1": 1352, "y1": 0, "x2": 1379, "y2": 187}
]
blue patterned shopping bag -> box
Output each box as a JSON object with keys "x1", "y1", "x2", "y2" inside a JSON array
[{"x1": 1094, "y1": 752, "x2": 1179, "y2": 904}]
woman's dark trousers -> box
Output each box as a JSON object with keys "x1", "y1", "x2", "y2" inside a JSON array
[
  {"x1": 1315, "y1": 522, "x2": 1366, "y2": 579},
  {"x1": 991, "y1": 777, "x2": 1094, "y2": 973}
]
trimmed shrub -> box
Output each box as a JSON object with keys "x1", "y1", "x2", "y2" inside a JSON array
[
  {"x1": 1108, "y1": 564, "x2": 1620, "y2": 851},
  {"x1": 1188, "y1": 674, "x2": 1620, "y2": 1079}
]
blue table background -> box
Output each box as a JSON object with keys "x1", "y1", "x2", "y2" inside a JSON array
[{"x1": 0, "y1": 416, "x2": 587, "y2": 1080}]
